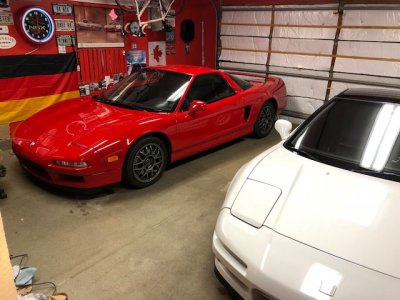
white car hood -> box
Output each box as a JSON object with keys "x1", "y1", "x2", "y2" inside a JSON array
[{"x1": 248, "y1": 146, "x2": 400, "y2": 279}]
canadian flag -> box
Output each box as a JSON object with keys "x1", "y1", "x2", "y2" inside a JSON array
[{"x1": 148, "y1": 41, "x2": 166, "y2": 66}]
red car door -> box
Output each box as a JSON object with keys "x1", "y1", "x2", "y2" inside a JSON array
[{"x1": 173, "y1": 73, "x2": 243, "y2": 160}]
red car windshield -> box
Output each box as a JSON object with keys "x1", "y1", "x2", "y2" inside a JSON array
[{"x1": 99, "y1": 69, "x2": 192, "y2": 112}]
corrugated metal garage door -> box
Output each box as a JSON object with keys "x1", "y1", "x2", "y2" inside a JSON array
[{"x1": 218, "y1": 4, "x2": 400, "y2": 121}]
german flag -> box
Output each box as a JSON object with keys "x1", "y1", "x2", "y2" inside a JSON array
[{"x1": 0, "y1": 53, "x2": 80, "y2": 124}]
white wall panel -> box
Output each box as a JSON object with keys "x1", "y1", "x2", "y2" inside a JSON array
[
  {"x1": 286, "y1": 96, "x2": 325, "y2": 115},
  {"x1": 274, "y1": 10, "x2": 337, "y2": 39},
  {"x1": 271, "y1": 38, "x2": 333, "y2": 70},
  {"x1": 272, "y1": 38, "x2": 333, "y2": 53},
  {"x1": 342, "y1": 10, "x2": 400, "y2": 26},
  {"x1": 270, "y1": 54, "x2": 331, "y2": 71},
  {"x1": 221, "y1": 25, "x2": 270, "y2": 37},
  {"x1": 219, "y1": 61, "x2": 266, "y2": 72},
  {"x1": 274, "y1": 10, "x2": 337, "y2": 26},
  {"x1": 282, "y1": 76, "x2": 327, "y2": 100},
  {"x1": 340, "y1": 29, "x2": 400, "y2": 42},
  {"x1": 221, "y1": 11, "x2": 271, "y2": 36},
  {"x1": 221, "y1": 36, "x2": 268, "y2": 50},
  {"x1": 222, "y1": 11, "x2": 272, "y2": 24},
  {"x1": 273, "y1": 27, "x2": 336, "y2": 40},
  {"x1": 220, "y1": 50, "x2": 267, "y2": 64},
  {"x1": 280, "y1": 76, "x2": 327, "y2": 114},
  {"x1": 334, "y1": 59, "x2": 400, "y2": 77},
  {"x1": 335, "y1": 41, "x2": 400, "y2": 77},
  {"x1": 270, "y1": 66, "x2": 329, "y2": 78},
  {"x1": 340, "y1": 10, "x2": 400, "y2": 42},
  {"x1": 337, "y1": 41, "x2": 400, "y2": 58},
  {"x1": 219, "y1": 5, "x2": 400, "y2": 118}
]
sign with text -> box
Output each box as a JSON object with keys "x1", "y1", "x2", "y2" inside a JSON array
[
  {"x1": 52, "y1": 3, "x2": 73, "y2": 16},
  {"x1": 0, "y1": 35, "x2": 15, "y2": 49},
  {"x1": 56, "y1": 35, "x2": 75, "y2": 47},
  {"x1": 0, "y1": 11, "x2": 12, "y2": 25},
  {"x1": 55, "y1": 19, "x2": 75, "y2": 31}
]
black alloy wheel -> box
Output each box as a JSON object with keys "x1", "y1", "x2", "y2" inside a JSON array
[
  {"x1": 123, "y1": 137, "x2": 167, "y2": 188},
  {"x1": 253, "y1": 101, "x2": 276, "y2": 138}
]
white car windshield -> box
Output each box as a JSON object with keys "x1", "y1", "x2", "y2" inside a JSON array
[
  {"x1": 285, "y1": 97, "x2": 400, "y2": 182},
  {"x1": 98, "y1": 69, "x2": 192, "y2": 112}
]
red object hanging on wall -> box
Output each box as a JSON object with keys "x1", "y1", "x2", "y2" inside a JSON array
[{"x1": 78, "y1": 48, "x2": 127, "y2": 84}]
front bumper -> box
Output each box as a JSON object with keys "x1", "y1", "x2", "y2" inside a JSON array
[
  {"x1": 213, "y1": 208, "x2": 400, "y2": 300},
  {"x1": 12, "y1": 144, "x2": 121, "y2": 189}
]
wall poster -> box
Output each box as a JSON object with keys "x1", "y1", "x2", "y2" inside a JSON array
[
  {"x1": 75, "y1": 6, "x2": 123, "y2": 48},
  {"x1": 126, "y1": 50, "x2": 146, "y2": 75}
]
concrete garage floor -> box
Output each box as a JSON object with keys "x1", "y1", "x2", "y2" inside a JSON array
[{"x1": 0, "y1": 125, "x2": 280, "y2": 299}]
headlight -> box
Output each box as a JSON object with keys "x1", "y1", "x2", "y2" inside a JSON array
[
  {"x1": 231, "y1": 179, "x2": 281, "y2": 228},
  {"x1": 54, "y1": 160, "x2": 88, "y2": 168},
  {"x1": 222, "y1": 144, "x2": 281, "y2": 209}
]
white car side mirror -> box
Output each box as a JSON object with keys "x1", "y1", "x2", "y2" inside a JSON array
[{"x1": 275, "y1": 119, "x2": 293, "y2": 140}]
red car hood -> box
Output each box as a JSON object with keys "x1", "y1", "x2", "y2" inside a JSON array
[{"x1": 22, "y1": 98, "x2": 156, "y2": 149}]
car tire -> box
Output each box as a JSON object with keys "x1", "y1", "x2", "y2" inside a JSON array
[
  {"x1": 123, "y1": 137, "x2": 167, "y2": 188},
  {"x1": 253, "y1": 101, "x2": 276, "y2": 138}
]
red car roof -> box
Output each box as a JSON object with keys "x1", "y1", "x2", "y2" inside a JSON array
[{"x1": 152, "y1": 65, "x2": 219, "y2": 76}]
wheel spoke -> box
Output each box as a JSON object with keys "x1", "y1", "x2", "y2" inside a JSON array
[
  {"x1": 259, "y1": 106, "x2": 273, "y2": 132},
  {"x1": 132, "y1": 142, "x2": 165, "y2": 183}
]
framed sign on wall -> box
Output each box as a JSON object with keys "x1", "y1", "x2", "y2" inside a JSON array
[
  {"x1": 52, "y1": 3, "x2": 73, "y2": 16},
  {"x1": 55, "y1": 19, "x2": 75, "y2": 32},
  {"x1": 75, "y1": 6, "x2": 123, "y2": 48}
]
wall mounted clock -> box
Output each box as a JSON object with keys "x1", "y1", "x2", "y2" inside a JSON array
[{"x1": 20, "y1": 7, "x2": 55, "y2": 44}]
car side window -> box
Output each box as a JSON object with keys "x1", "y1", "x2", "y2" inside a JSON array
[{"x1": 180, "y1": 73, "x2": 235, "y2": 111}]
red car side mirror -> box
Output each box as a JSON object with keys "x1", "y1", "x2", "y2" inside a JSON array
[{"x1": 188, "y1": 100, "x2": 207, "y2": 115}]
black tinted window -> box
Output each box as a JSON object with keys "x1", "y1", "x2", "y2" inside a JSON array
[
  {"x1": 286, "y1": 98, "x2": 400, "y2": 181},
  {"x1": 100, "y1": 69, "x2": 191, "y2": 112},
  {"x1": 227, "y1": 74, "x2": 252, "y2": 90},
  {"x1": 181, "y1": 73, "x2": 235, "y2": 110}
]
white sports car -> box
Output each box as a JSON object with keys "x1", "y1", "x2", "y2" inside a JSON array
[{"x1": 213, "y1": 89, "x2": 400, "y2": 300}]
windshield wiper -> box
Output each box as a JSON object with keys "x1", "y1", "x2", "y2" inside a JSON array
[
  {"x1": 285, "y1": 145, "x2": 319, "y2": 161},
  {"x1": 143, "y1": 107, "x2": 168, "y2": 112},
  {"x1": 94, "y1": 94, "x2": 110, "y2": 103},
  {"x1": 125, "y1": 103, "x2": 168, "y2": 112}
]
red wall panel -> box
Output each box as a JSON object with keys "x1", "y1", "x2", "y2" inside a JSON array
[
  {"x1": 0, "y1": 0, "x2": 218, "y2": 123},
  {"x1": 123, "y1": 0, "x2": 217, "y2": 68},
  {"x1": 78, "y1": 48, "x2": 126, "y2": 84}
]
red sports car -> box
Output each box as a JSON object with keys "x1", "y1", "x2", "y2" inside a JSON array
[{"x1": 12, "y1": 65, "x2": 286, "y2": 190}]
